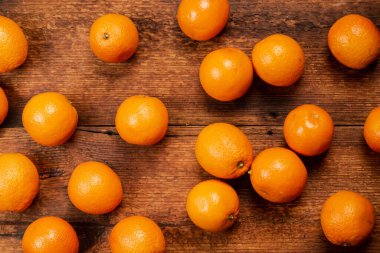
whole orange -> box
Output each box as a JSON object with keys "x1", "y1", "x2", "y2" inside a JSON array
[
  {"x1": 195, "y1": 123, "x2": 253, "y2": 179},
  {"x1": 284, "y1": 104, "x2": 334, "y2": 156},
  {"x1": 22, "y1": 92, "x2": 78, "y2": 146},
  {"x1": 22, "y1": 216, "x2": 79, "y2": 253},
  {"x1": 90, "y1": 13, "x2": 138, "y2": 63},
  {"x1": 186, "y1": 179, "x2": 239, "y2": 232},
  {"x1": 0, "y1": 87, "x2": 8, "y2": 125},
  {"x1": 68, "y1": 161, "x2": 123, "y2": 215},
  {"x1": 177, "y1": 0, "x2": 229, "y2": 41},
  {"x1": 199, "y1": 47, "x2": 253, "y2": 101},
  {"x1": 252, "y1": 34, "x2": 304, "y2": 86},
  {"x1": 0, "y1": 16, "x2": 28, "y2": 73},
  {"x1": 250, "y1": 147, "x2": 307, "y2": 203},
  {"x1": 0, "y1": 153, "x2": 39, "y2": 212},
  {"x1": 328, "y1": 14, "x2": 380, "y2": 69},
  {"x1": 364, "y1": 106, "x2": 380, "y2": 153},
  {"x1": 321, "y1": 191, "x2": 375, "y2": 246},
  {"x1": 109, "y1": 216, "x2": 165, "y2": 253},
  {"x1": 115, "y1": 95, "x2": 168, "y2": 145}
]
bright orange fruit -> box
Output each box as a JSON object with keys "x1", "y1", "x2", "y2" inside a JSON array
[
  {"x1": 0, "y1": 87, "x2": 8, "y2": 125},
  {"x1": 364, "y1": 106, "x2": 380, "y2": 153}
]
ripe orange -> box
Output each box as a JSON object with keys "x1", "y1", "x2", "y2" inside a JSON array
[
  {"x1": 109, "y1": 216, "x2": 165, "y2": 253},
  {"x1": 0, "y1": 16, "x2": 28, "y2": 73},
  {"x1": 284, "y1": 104, "x2": 334, "y2": 156},
  {"x1": 195, "y1": 123, "x2": 253, "y2": 179},
  {"x1": 250, "y1": 147, "x2": 307, "y2": 203},
  {"x1": 252, "y1": 34, "x2": 304, "y2": 86},
  {"x1": 177, "y1": 0, "x2": 229, "y2": 41},
  {"x1": 22, "y1": 92, "x2": 78, "y2": 146},
  {"x1": 0, "y1": 87, "x2": 8, "y2": 125},
  {"x1": 115, "y1": 95, "x2": 168, "y2": 145},
  {"x1": 22, "y1": 216, "x2": 79, "y2": 253},
  {"x1": 364, "y1": 106, "x2": 380, "y2": 153},
  {"x1": 186, "y1": 179, "x2": 239, "y2": 232},
  {"x1": 328, "y1": 14, "x2": 380, "y2": 69},
  {"x1": 199, "y1": 47, "x2": 254, "y2": 101},
  {"x1": 68, "y1": 161, "x2": 123, "y2": 215},
  {"x1": 90, "y1": 13, "x2": 139, "y2": 63},
  {"x1": 0, "y1": 153, "x2": 39, "y2": 212},
  {"x1": 321, "y1": 191, "x2": 375, "y2": 246}
]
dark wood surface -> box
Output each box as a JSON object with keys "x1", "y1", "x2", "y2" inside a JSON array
[{"x1": 0, "y1": 0, "x2": 379, "y2": 252}]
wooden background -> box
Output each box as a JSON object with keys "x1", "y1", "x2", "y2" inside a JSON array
[{"x1": 0, "y1": 0, "x2": 379, "y2": 252}]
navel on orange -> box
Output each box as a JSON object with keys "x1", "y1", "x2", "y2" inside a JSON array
[
  {"x1": 364, "y1": 106, "x2": 380, "y2": 153},
  {"x1": 0, "y1": 87, "x2": 8, "y2": 125}
]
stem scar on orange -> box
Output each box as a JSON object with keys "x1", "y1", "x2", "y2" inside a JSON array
[
  {"x1": 364, "y1": 106, "x2": 380, "y2": 153},
  {"x1": 0, "y1": 87, "x2": 8, "y2": 125}
]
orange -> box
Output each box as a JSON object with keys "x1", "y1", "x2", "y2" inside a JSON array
[
  {"x1": 195, "y1": 123, "x2": 253, "y2": 179},
  {"x1": 250, "y1": 147, "x2": 307, "y2": 203},
  {"x1": 22, "y1": 92, "x2": 78, "y2": 146},
  {"x1": 115, "y1": 95, "x2": 168, "y2": 145},
  {"x1": 0, "y1": 87, "x2": 8, "y2": 125},
  {"x1": 252, "y1": 34, "x2": 304, "y2": 86},
  {"x1": 22, "y1": 216, "x2": 79, "y2": 253},
  {"x1": 0, "y1": 16, "x2": 28, "y2": 73},
  {"x1": 177, "y1": 0, "x2": 229, "y2": 41},
  {"x1": 284, "y1": 104, "x2": 334, "y2": 156},
  {"x1": 364, "y1": 106, "x2": 380, "y2": 153},
  {"x1": 328, "y1": 14, "x2": 380, "y2": 69},
  {"x1": 0, "y1": 153, "x2": 39, "y2": 212},
  {"x1": 90, "y1": 13, "x2": 139, "y2": 63},
  {"x1": 109, "y1": 216, "x2": 165, "y2": 253},
  {"x1": 68, "y1": 161, "x2": 123, "y2": 215},
  {"x1": 199, "y1": 47, "x2": 254, "y2": 101},
  {"x1": 186, "y1": 179, "x2": 239, "y2": 232},
  {"x1": 321, "y1": 191, "x2": 375, "y2": 246}
]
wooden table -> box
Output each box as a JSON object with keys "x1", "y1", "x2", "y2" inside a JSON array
[{"x1": 0, "y1": 0, "x2": 379, "y2": 252}]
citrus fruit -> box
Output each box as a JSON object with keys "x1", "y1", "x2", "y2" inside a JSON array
[
  {"x1": 0, "y1": 153, "x2": 39, "y2": 212},
  {"x1": 0, "y1": 16, "x2": 28, "y2": 73},
  {"x1": 177, "y1": 0, "x2": 229, "y2": 41},
  {"x1": 252, "y1": 34, "x2": 304, "y2": 86},
  {"x1": 22, "y1": 216, "x2": 79, "y2": 253},
  {"x1": 68, "y1": 161, "x2": 123, "y2": 215},
  {"x1": 199, "y1": 47, "x2": 254, "y2": 101},
  {"x1": 195, "y1": 123, "x2": 253, "y2": 179},
  {"x1": 90, "y1": 13, "x2": 138, "y2": 63},
  {"x1": 328, "y1": 14, "x2": 380, "y2": 69},
  {"x1": 284, "y1": 104, "x2": 334, "y2": 156},
  {"x1": 115, "y1": 95, "x2": 168, "y2": 145},
  {"x1": 109, "y1": 216, "x2": 165, "y2": 253},
  {"x1": 364, "y1": 106, "x2": 380, "y2": 153},
  {"x1": 321, "y1": 191, "x2": 375, "y2": 246},
  {"x1": 250, "y1": 147, "x2": 307, "y2": 203},
  {"x1": 0, "y1": 87, "x2": 8, "y2": 125},
  {"x1": 186, "y1": 179, "x2": 239, "y2": 232},
  {"x1": 22, "y1": 92, "x2": 78, "y2": 146}
]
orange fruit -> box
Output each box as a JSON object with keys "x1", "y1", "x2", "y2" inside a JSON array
[
  {"x1": 177, "y1": 0, "x2": 229, "y2": 41},
  {"x1": 90, "y1": 13, "x2": 138, "y2": 63},
  {"x1": 250, "y1": 147, "x2": 307, "y2": 203},
  {"x1": 252, "y1": 34, "x2": 304, "y2": 86},
  {"x1": 321, "y1": 191, "x2": 375, "y2": 246},
  {"x1": 0, "y1": 153, "x2": 39, "y2": 212},
  {"x1": 22, "y1": 92, "x2": 78, "y2": 146},
  {"x1": 195, "y1": 123, "x2": 253, "y2": 179},
  {"x1": 68, "y1": 161, "x2": 123, "y2": 215},
  {"x1": 115, "y1": 95, "x2": 168, "y2": 145},
  {"x1": 0, "y1": 16, "x2": 28, "y2": 73},
  {"x1": 0, "y1": 87, "x2": 8, "y2": 125},
  {"x1": 22, "y1": 216, "x2": 79, "y2": 253},
  {"x1": 109, "y1": 216, "x2": 165, "y2": 253},
  {"x1": 364, "y1": 106, "x2": 380, "y2": 153},
  {"x1": 328, "y1": 14, "x2": 380, "y2": 69},
  {"x1": 199, "y1": 47, "x2": 254, "y2": 101},
  {"x1": 284, "y1": 104, "x2": 334, "y2": 156},
  {"x1": 186, "y1": 179, "x2": 239, "y2": 232}
]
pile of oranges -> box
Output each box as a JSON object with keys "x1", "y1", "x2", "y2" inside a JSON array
[{"x1": 0, "y1": 0, "x2": 379, "y2": 252}]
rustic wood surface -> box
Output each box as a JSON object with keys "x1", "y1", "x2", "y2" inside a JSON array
[{"x1": 0, "y1": 0, "x2": 379, "y2": 252}]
